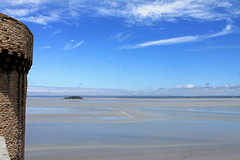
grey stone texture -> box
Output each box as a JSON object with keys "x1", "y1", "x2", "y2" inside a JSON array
[{"x1": 0, "y1": 13, "x2": 33, "y2": 160}]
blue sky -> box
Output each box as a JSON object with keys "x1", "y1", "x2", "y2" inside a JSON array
[{"x1": 1, "y1": 0, "x2": 240, "y2": 96}]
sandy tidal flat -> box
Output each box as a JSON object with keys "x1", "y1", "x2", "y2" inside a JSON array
[{"x1": 25, "y1": 97, "x2": 240, "y2": 160}]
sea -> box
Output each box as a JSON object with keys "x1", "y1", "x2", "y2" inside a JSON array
[{"x1": 25, "y1": 96, "x2": 240, "y2": 160}]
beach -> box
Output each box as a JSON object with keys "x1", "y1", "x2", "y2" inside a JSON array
[{"x1": 25, "y1": 97, "x2": 240, "y2": 160}]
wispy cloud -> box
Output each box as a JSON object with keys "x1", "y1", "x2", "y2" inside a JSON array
[
  {"x1": 27, "y1": 84, "x2": 240, "y2": 96},
  {"x1": 110, "y1": 32, "x2": 131, "y2": 41},
  {"x1": 27, "y1": 85, "x2": 132, "y2": 96},
  {"x1": 123, "y1": 24, "x2": 236, "y2": 49},
  {"x1": 2, "y1": 0, "x2": 62, "y2": 25},
  {"x1": 129, "y1": 0, "x2": 235, "y2": 22},
  {"x1": 205, "y1": 24, "x2": 234, "y2": 38},
  {"x1": 52, "y1": 29, "x2": 61, "y2": 36},
  {"x1": 1, "y1": 0, "x2": 240, "y2": 25},
  {"x1": 74, "y1": 0, "x2": 240, "y2": 24},
  {"x1": 41, "y1": 46, "x2": 52, "y2": 49},
  {"x1": 18, "y1": 10, "x2": 61, "y2": 25},
  {"x1": 176, "y1": 84, "x2": 195, "y2": 89},
  {"x1": 63, "y1": 40, "x2": 84, "y2": 50},
  {"x1": 176, "y1": 84, "x2": 240, "y2": 90},
  {"x1": 151, "y1": 84, "x2": 240, "y2": 96},
  {"x1": 5, "y1": 0, "x2": 46, "y2": 6},
  {"x1": 123, "y1": 36, "x2": 199, "y2": 49},
  {"x1": 4, "y1": 8, "x2": 37, "y2": 17}
]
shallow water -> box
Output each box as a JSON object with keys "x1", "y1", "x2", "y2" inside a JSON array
[{"x1": 25, "y1": 97, "x2": 240, "y2": 160}]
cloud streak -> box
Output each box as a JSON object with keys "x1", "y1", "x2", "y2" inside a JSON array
[
  {"x1": 205, "y1": 24, "x2": 233, "y2": 38},
  {"x1": 123, "y1": 24, "x2": 236, "y2": 49},
  {"x1": 63, "y1": 40, "x2": 84, "y2": 50},
  {"x1": 110, "y1": 32, "x2": 132, "y2": 42},
  {"x1": 52, "y1": 29, "x2": 61, "y2": 36},
  {"x1": 123, "y1": 36, "x2": 199, "y2": 49},
  {"x1": 41, "y1": 46, "x2": 52, "y2": 49},
  {"x1": 4, "y1": 8, "x2": 37, "y2": 17},
  {"x1": 18, "y1": 10, "x2": 61, "y2": 25},
  {"x1": 4, "y1": 0, "x2": 46, "y2": 6}
]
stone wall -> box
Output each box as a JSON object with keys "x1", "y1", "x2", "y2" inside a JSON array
[
  {"x1": 0, "y1": 13, "x2": 33, "y2": 62},
  {"x1": 0, "y1": 13, "x2": 33, "y2": 160}
]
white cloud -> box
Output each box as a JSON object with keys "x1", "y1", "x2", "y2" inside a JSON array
[
  {"x1": 176, "y1": 84, "x2": 240, "y2": 90},
  {"x1": 1, "y1": 0, "x2": 62, "y2": 25},
  {"x1": 18, "y1": 10, "x2": 61, "y2": 24},
  {"x1": 128, "y1": 0, "x2": 237, "y2": 22},
  {"x1": 110, "y1": 32, "x2": 131, "y2": 41},
  {"x1": 27, "y1": 85, "x2": 133, "y2": 96},
  {"x1": 6, "y1": 0, "x2": 45, "y2": 6},
  {"x1": 176, "y1": 85, "x2": 183, "y2": 89},
  {"x1": 87, "y1": 0, "x2": 240, "y2": 24},
  {"x1": 52, "y1": 30, "x2": 61, "y2": 35},
  {"x1": 4, "y1": 8, "x2": 37, "y2": 17},
  {"x1": 206, "y1": 24, "x2": 234, "y2": 38},
  {"x1": 64, "y1": 40, "x2": 84, "y2": 50},
  {"x1": 41, "y1": 46, "x2": 52, "y2": 49},
  {"x1": 123, "y1": 24, "x2": 236, "y2": 49},
  {"x1": 131, "y1": 1, "x2": 187, "y2": 20},
  {"x1": 176, "y1": 84, "x2": 195, "y2": 89},
  {"x1": 186, "y1": 84, "x2": 195, "y2": 89},
  {"x1": 124, "y1": 36, "x2": 199, "y2": 49},
  {"x1": 27, "y1": 89, "x2": 64, "y2": 93},
  {"x1": 225, "y1": 84, "x2": 240, "y2": 89},
  {"x1": 1, "y1": 0, "x2": 239, "y2": 25},
  {"x1": 27, "y1": 84, "x2": 240, "y2": 96}
]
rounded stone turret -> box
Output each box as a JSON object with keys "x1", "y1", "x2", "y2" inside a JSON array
[
  {"x1": 0, "y1": 13, "x2": 33, "y2": 160},
  {"x1": 0, "y1": 13, "x2": 33, "y2": 73}
]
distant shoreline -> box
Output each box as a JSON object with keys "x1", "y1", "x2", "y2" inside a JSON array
[{"x1": 27, "y1": 95, "x2": 240, "y2": 99}]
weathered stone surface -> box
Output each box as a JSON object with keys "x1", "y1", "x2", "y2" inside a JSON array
[
  {"x1": 0, "y1": 13, "x2": 33, "y2": 62},
  {"x1": 0, "y1": 13, "x2": 33, "y2": 160}
]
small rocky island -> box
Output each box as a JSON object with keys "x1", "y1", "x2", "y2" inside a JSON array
[{"x1": 64, "y1": 96, "x2": 83, "y2": 99}]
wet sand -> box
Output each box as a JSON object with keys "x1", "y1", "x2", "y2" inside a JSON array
[{"x1": 25, "y1": 97, "x2": 240, "y2": 160}]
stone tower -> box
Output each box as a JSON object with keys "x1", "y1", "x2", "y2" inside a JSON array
[{"x1": 0, "y1": 13, "x2": 33, "y2": 160}]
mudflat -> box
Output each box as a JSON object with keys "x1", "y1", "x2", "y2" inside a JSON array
[{"x1": 25, "y1": 97, "x2": 240, "y2": 160}]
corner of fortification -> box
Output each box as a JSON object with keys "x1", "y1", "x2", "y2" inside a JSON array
[{"x1": 0, "y1": 13, "x2": 33, "y2": 160}]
